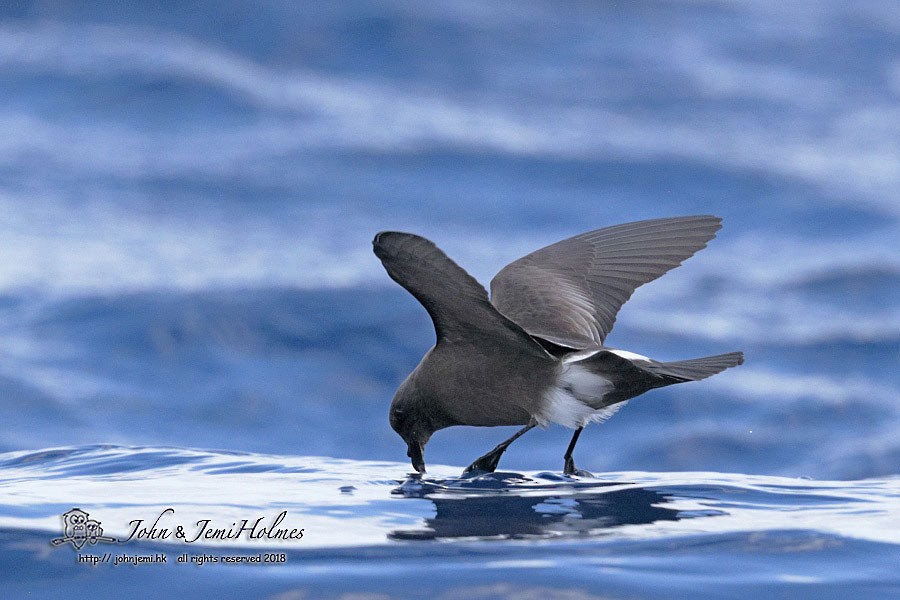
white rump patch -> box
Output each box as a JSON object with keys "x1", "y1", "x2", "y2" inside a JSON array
[
  {"x1": 561, "y1": 348, "x2": 602, "y2": 364},
  {"x1": 608, "y1": 349, "x2": 651, "y2": 362},
  {"x1": 538, "y1": 363, "x2": 615, "y2": 429}
]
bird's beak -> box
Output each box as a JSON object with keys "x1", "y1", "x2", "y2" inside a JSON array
[{"x1": 407, "y1": 441, "x2": 426, "y2": 474}]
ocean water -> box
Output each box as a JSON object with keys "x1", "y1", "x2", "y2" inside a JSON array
[
  {"x1": 1, "y1": 1, "x2": 899, "y2": 598},
  {"x1": 3, "y1": 445, "x2": 900, "y2": 599}
]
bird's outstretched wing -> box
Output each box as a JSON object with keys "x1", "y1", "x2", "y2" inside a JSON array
[
  {"x1": 374, "y1": 231, "x2": 546, "y2": 352},
  {"x1": 490, "y1": 216, "x2": 723, "y2": 349}
]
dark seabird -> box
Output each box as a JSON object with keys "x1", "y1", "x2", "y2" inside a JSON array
[{"x1": 373, "y1": 216, "x2": 744, "y2": 475}]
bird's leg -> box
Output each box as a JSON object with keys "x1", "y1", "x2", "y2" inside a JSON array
[
  {"x1": 563, "y1": 427, "x2": 592, "y2": 476},
  {"x1": 464, "y1": 419, "x2": 536, "y2": 474}
]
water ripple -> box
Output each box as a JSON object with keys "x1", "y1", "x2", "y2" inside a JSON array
[{"x1": 1, "y1": 445, "x2": 899, "y2": 550}]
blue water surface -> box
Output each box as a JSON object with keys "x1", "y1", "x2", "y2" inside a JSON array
[
  {"x1": 1, "y1": 1, "x2": 899, "y2": 598},
  {"x1": 3, "y1": 445, "x2": 900, "y2": 599}
]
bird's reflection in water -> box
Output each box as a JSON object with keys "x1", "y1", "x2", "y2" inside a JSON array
[{"x1": 389, "y1": 471, "x2": 695, "y2": 541}]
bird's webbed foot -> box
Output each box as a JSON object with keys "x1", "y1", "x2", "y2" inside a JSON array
[
  {"x1": 462, "y1": 421, "x2": 537, "y2": 475},
  {"x1": 563, "y1": 455, "x2": 593, "y2": 478},
  {"x1": 463, "y1": 448, "x2": 504, "y2": 474}
]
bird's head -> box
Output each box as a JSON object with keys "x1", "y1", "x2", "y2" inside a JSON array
[{"x1": 388, "y1": 378, "x2": 438, "y2": 474}]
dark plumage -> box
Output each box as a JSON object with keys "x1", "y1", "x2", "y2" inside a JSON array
[{"x1": 374, "y1": 216, "x2": 743, "y2": 475}]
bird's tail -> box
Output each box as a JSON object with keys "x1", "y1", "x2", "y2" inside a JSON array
[{"x1": 645, "y1": 351, "x2": 744, "y2": 382}]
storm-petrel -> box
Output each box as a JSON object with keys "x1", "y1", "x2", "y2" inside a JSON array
[{"x1": 374, "y1": 216, "x2": 743, "y2": 475}]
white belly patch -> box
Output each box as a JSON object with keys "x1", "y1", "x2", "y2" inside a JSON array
[{"x1": 538, "y1": 363, "x2": 615, "y2": 429}]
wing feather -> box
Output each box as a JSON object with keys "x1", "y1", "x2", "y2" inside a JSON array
[
  {"x1": 490, "y1": 216, "x2": 723, "y2": 348},
  {"x1": 373, "y1": 231, "x2": 548, "y2": 354}
]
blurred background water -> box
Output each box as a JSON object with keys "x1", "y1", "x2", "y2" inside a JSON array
[{"x1": 1, "y1": 1, "x2": 899, "y2": 598}]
